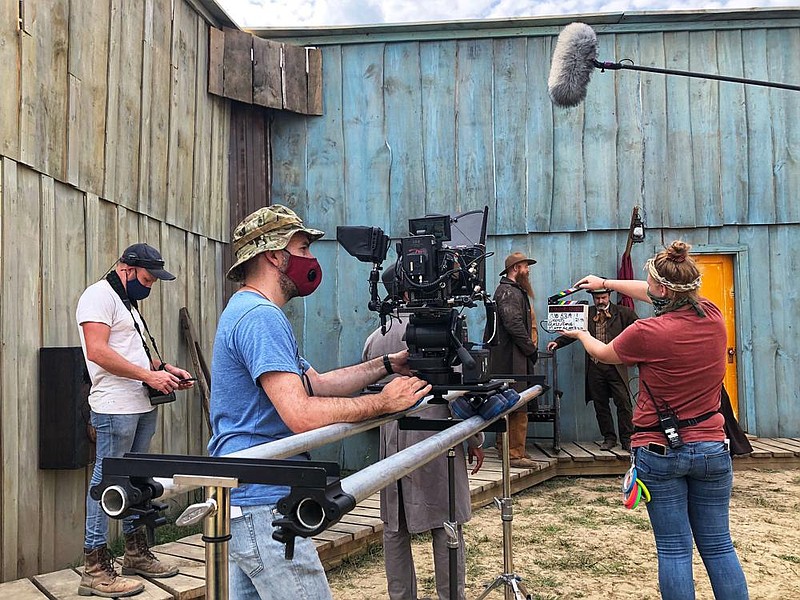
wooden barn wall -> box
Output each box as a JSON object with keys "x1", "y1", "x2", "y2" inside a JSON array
[
  {"x1": 0, "y1": 0, "x2": 230, "y2": 582},
  {"x1": 269, "y1": 17, "x2": 800, "y2": 463}
]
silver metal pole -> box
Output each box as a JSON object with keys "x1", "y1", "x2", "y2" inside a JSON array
[
  {"x1": 339, "y1": 386, "x2": 543, "y2": 504},
  {"x1": 156, "y1": 393, "x2": 462, "y2": 499}
]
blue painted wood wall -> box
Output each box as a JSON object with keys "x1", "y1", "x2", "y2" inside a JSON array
[{"x1": 265, "y1": 11, "x2": 800, "y2": 465}]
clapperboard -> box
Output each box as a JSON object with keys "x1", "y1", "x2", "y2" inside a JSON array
[{"x1": 546, "y1": 287, "x2": 589, "y2": 332}]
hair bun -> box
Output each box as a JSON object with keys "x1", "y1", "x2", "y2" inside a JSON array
[{"x1": 666, "y1": 240, "x2": 691, "y2": 263}]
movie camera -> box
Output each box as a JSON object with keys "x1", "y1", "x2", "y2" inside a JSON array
[{"x1": 337, "y1": 207, "x2": 499, "y2": 391}]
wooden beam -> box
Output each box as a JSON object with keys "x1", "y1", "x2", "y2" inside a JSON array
[
  {"x1": 252, "y1": 36, "x2": 282, "y2": 109},
  {"x1": 282, "y1": 43, "x2": 308, "y2": 113},
  {"x1": 307, "y1": 47, "x2": 323, "y2": 115},
  {"x1": 222, "y1": 27, "x2": 253, "y2": 104},
  {"x1": 208, "y1": 26, "x2": 224, "y2": 96}
]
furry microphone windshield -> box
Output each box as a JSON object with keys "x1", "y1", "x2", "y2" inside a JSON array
[
  {"x1": 548, "y1": 21, "x2": 800, "y2": 109},
  {"x1": 547, "y1": 22, "x2": 598, "y2": 108}
]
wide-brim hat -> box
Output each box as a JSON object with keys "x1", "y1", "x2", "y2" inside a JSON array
[
  {"x1": 227, "y1": 205, "x2": 324, "y2": 282},
  {"x1": 120, "y1": 243, "x2": 176, "y2": 281},
  {"x1": 500, "y1": 251, "x2": 536, "y2": 276}
]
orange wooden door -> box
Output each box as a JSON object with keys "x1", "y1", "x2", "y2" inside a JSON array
[{"x1": 694, "y1": 254, "x2": 738, "y2": 415}]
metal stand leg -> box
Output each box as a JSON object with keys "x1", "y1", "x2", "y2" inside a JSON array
[
  {"x1": 175, "y1": 475, "x2": 238, "y2": 600},
  {"x1": 445, "y1": 447, "x2": 459, "y2": 600},
  {"x1": 475, "y1": 418, "x2": 531, "y2": 600},
  {"x1": 204, "y1": 485, "x2": 231, "y2": 600}
]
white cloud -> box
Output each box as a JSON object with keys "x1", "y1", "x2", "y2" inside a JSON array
[{"x1": 216, "y1": 0, "x2": 799, "y2": 27}]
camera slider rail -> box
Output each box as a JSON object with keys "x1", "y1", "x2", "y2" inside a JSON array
[{"x1": 91, "y1": 453, "x2": 356, "y2": 559}]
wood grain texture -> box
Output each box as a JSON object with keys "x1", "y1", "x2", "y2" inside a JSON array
[{"x1": 252, "y1": 36, "x2": 282, "y2": 109}]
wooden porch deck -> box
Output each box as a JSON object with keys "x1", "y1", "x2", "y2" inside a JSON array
[{"x1": 4, "y1": 437, "x2": 800, "y2": 599}]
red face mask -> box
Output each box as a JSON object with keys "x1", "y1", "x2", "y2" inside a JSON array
[{"x1": 283, "y1": 251, "x2": 323, "y2": 297}]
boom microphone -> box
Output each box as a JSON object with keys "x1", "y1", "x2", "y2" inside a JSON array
[
  {"x1": 548, "y1": 22, "x2": 599, "y2": 108},
  {"x1": 548, "y1": 22, "x2": 800, "y2": 108}
]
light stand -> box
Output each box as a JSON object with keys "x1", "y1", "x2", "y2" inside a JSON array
[{"x1": 476, "y1": 415, "x2": 530, "y2": 600}]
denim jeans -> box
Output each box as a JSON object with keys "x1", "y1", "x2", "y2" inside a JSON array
[
  {"x1": 228, "y1": 504, "x2": 332, "y2": 600},
  {"x1": 635, "y1": 441, "x2": 749, "y2": 600},
  {"x1": 84, "y1": 410, "x2": 158, "y2": 549}
]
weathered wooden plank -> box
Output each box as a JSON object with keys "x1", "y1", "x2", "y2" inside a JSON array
[
  {"x1": 307, "y1": 47, "x2": 323, "y2": 115},
  {"x1": 166, "y1": 0, "x2": 199, "y2": 231},
  {"x1": 192, "y1": 16, "x2": 213, "y2": 235},
  {"x1": 716, "y1": 29, "x2": 749, "y2": 226},
  {"x1": 1, "y1": 160, "x2": 26, "y2": 579},
  {"x1": 160, "y1": 225, "x2": 189, "y2": 456},
  {"x1": 576, "y1": 441, "x2": 616, "y2": 461},
  {"x1": 558, "y1": 442, "x2": 595, "y2": 462},
  {"x1": 420, "y1": 41, "x2": 457, "y2": 217},
  {"x1": 493, "y1": 37, "x2": 528, "y2": 236},
  {"x1": 455, "y1": 39, "x2": 494, "y2": 215},
  {"x1": 18, "y1": 0, "x2": 69, "y2": 181},
  {"x1": 0, "y1": 0, "x2": 20, "y2": 159},
  {"x1": 208, "y1": 26, "x2": 224, "y2": 96},
  {"x1": 775, "y1": 438, "x2": 800, "y2": 453},
  {"x1": 67, "y1": 0, "x2": 109, "y2": 194},
  {"x1": 140, "y1": 0, "x2": 173, "y2": 222},
  {"x1": 151, "y1": 552, "x2": 206, "y2": 579},
  {"x1": 688, "y1": 30, "x2": 722, "y2": 227},
  {"x1": 222, "y1": 27, "x2": 253, "y2": 104},
  {"x1": 767, "y1": 28, "x2": 800, "y2": 224},
  {"x1": 151, "y1": 540, "x2": 206, "y2": 562},
  {"x1": 583, "y1": 31, "x2": 619, "y2": 232},
  {"x1": 209, "y1": 99, "x2": 229, "y2": 242},
  {"x1": 0, "y1": 578, "x2": 47, "y2": 598},
  {"x1": 741, "y1": 29, "x2": 776, "y2": 224},
  {"x1": 549, "y1": 72, "x2": 586, "y2": 231},
  {"x1": 750, "y1": 438, "x2": 795, "y2": 457},
  {"x1": 524, "y1": 34, "x2": 553, "y2": 234},
  {"x1": 305, "y1": 46, "x2": 345, "y2": 236},
  {"x1": 614, "y1": 33, "x2": 645, "y2": 232},
  {"x1": 748, "y1": 439, "x2": 777, "y2": 458},
  {"x1": 383, "y1": 42, "x2": 425, "y2": 238},
  {"x1": 106, "y1": 0, "x2": 144, "y2": 209},
  {"x1": 283, "y1": 43, "x2": 309, "y2": 114},
  {"x1": 252, "y1": 36, "x2": 282, "y2": 109},
  {"x1": 663, "y1": 31, "x2": 695, "y2": 228},
  {"x1": 638, "y1": 33, "x2": 668, "y2": 229}
]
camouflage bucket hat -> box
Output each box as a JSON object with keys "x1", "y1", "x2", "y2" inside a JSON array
[{"x1": 226, "y1": 205, "x2": 324, "y2": 282}]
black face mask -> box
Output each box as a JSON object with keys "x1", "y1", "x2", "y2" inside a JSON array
[{"x1": 125, "y1": 270, "x2": 152, "y2": 301}]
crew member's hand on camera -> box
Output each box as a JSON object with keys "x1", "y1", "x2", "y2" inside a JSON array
[
  {"x1": 146, "y1": 369, "x2": 181, "y2": 394},
  {"x1": 379, "y1": 375, "x2": 432, "y2": 413},
  {"x1": 387, "y1": 350, "x2": 412, "y2": 376}
]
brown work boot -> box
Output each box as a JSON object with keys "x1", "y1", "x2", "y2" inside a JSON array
[
  {"x1": 599, "y1": 438, "x2": 617, "y2": 451},
  {"x1": 509, "y1": 457, "x2": 538, "y2": 468},
  {"x1": 122, "y1": 527, "x2": 179, "y2": 578},
  {"x1": 78, "y1": 546, "x2": 144, "y2": 597}
]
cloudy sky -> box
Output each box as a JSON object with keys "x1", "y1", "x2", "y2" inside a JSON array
[{"x1": 215, "y1": 0, "x2": 798, "y2": 28}]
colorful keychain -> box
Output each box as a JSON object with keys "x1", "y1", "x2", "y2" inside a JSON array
[{"x1": 622, "y1": 452, "x2": 650, "y2": 509}]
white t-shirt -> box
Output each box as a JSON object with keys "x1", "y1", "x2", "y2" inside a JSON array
[{"x1": 76, "y1": 279, "x2": 154, "y2": 414}]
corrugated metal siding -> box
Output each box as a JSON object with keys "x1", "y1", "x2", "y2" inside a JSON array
[{"x1": 269, "y1": 14, "x2": 800, "y2": 455}]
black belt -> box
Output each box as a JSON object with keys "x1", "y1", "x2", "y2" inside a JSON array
[{"x1": 633, "y1": 410, "x2": 719, "y2": 433}]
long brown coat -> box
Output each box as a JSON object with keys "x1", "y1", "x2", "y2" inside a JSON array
[
  {"x1": 552, "y1": 302, "x2": 638, "y2": 403},
  {"x1": 485, "y1": 277, "x2": 538, "y2": 393},
  {"x1": 362, "y1": 317, "x2": 479, "y2": 533}
]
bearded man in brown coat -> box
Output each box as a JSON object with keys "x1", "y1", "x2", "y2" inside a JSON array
[{"x1": 486, "y1": 252, "x2": 539, "y2": 468}]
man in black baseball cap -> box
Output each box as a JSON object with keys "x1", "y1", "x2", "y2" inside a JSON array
[
  {"x1": 120, "y1": 243, "x2": 176, "y2": 281},
  {"x1": 75, "y1": 242, "x2": 190, "y2": 596}
]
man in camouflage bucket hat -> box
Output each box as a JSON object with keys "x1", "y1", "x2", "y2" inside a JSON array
[
  {"x1": 209, "y1": 204, "x2": 432, "y2": 600},
  {"x1": 227, "y1": 204, "x2": 324, "y2": 282}
]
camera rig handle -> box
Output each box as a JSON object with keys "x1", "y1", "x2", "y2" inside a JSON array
[{"x1": 91, "y1": 454, "x2": 355, "y2": 560}]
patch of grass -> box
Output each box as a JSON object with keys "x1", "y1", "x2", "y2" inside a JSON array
[
  {"x1": 777, "y1": 554, "x2": 800, "y2": 564},
  {"x1": 327, "y1": 541, "x2": 384, "y2": 583},
  {"x1": 587, "y1": 495, "x2": 613, "y2": 507},
  {"x1": 612, "y1": 513, "x2": 652, "y2": 531}
]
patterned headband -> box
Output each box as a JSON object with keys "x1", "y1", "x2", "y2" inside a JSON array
[{"x1": 644, "y1": 258, "x2": 702, "y2": 292}]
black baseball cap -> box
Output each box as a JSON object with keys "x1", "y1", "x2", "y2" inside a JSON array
[{"x1": 120, "y1": 243, "x2": 176, "y2": 281}]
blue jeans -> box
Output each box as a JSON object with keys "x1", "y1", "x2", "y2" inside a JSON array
[
  {"x1": 85, "y1": 410, "x2": 158, "y2": 549},
  {"x1": 635, "y1": 442, "x2": 749, "y2": 600},
  {"x1": 229, "y1": 504, "x2": 332, "y2": 600}
]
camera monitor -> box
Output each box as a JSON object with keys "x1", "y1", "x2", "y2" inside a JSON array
[
  {"x1": 446, "y1": 207, "x2": 488, "y2": 248},
  {"x1": 408, "y1": 215, "x2": 451, "y2": 243}
]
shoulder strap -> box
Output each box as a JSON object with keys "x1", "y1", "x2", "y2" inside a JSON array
[{"x1": 105, "y1": 271, "x2": 166, "y2": 368}]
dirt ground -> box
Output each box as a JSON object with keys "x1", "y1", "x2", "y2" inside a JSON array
[{"x1": 328, "y1": 467, "x2": 800, "y2": 599}]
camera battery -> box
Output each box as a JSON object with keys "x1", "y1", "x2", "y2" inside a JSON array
[{"x1": 547, "y1": 303, "x2": 589, "y2": 331}]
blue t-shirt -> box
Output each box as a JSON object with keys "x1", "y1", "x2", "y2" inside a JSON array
[{"x1": 208, "y1": 291, "x2": 310, "y2": 506}]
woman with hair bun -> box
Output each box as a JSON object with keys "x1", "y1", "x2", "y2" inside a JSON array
[{"x1": 560, "y1": 240, "x2": 749, "y2": 599}]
